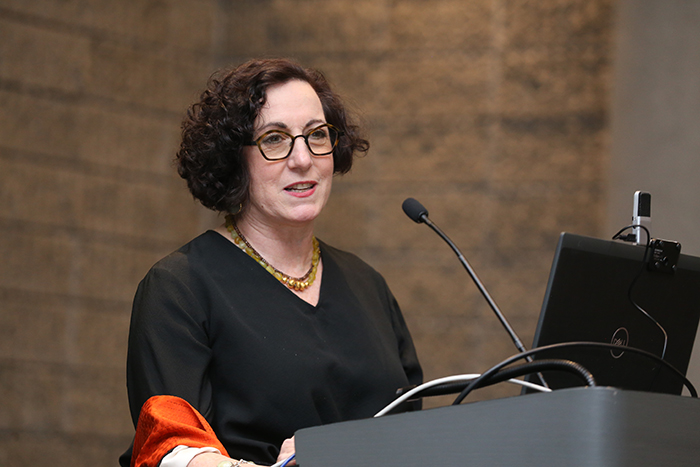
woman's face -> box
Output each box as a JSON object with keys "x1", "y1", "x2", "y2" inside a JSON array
[{"x1": 243, "y1": 79, "x2": 334, "y2": 229}]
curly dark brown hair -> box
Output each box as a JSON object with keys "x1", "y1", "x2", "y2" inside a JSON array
[{"x1": 175, "y1": 58, "x2": 370, "y2": 213}]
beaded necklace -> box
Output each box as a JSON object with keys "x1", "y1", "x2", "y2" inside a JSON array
[{"x1": 225, "y1": 215, "x2": 320, "y2": 292}]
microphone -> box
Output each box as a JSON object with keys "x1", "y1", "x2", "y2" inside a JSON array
[
  {"x1": 402, "y1": 197, "x2": 429, "y2": 223},
  {"x1": 402, "y1": 198, "x2": 542, "y2": 380}
]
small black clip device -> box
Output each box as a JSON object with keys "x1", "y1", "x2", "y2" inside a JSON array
[{"x1": 648, "y1": 238, "x2": 681, "y2": 274}]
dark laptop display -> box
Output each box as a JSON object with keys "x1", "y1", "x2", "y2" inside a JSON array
[{"x1": 529, "y1": 233, "x2": 700, "y2": 395}]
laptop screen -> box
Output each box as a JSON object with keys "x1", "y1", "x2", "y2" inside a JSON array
[{"x1": 529, "y1": 233, "x2": 700, "y2": 395}]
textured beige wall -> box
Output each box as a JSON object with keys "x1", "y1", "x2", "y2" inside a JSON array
[
  {"x1": 0, "y1": 1, "x2": 613, "y2": 464},
  {"x1": 0, "y1": 1, "x2": 222, "y2": 464}
]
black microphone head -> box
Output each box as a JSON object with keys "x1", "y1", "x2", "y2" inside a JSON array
[{"x1": 402, "y1": 198, "x2": 429, "y2": 223}]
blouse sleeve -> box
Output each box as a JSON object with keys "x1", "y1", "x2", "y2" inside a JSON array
[
  {"x1": 384, "y1": 282, "x2": 424, "y2": 393},
  {"x1": 126, "y1": 263, "x2": 215, "y2": 426}
]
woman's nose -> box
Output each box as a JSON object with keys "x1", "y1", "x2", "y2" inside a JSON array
[{"x1": 286, "y1": 137, "x2": 313, "y2": 169}]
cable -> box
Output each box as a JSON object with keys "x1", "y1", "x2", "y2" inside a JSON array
[
  {"x1": 612, "y1": 224, "x2": 669, "y2": 360},
  {"x1": 401, "y1": 360, "x2": 592, "y2": 400},
  {"x1": 452, "y1": 341, "x2": 697, "y2": 405},
  {"x1": 374, "y1": 374, "x2": 550, "y2": 417},
  {"x1": 485, "y1": 359, "x2": 596, "y2": 388}
]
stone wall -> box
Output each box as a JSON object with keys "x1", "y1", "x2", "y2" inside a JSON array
[
  {"x1": 0, "y1": 1, "x2": 222, "y2": 464},
  {"x1": 0, "y1": 1, "x2": 613, "y2": 464}
]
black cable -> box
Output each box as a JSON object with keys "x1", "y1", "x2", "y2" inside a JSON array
[
  {"x1": 404, "y1": 359, "x2": 593, "y2": 400},
  {"x1": 481, "y1": 359, "x2": 596, "y2": 389},
  {"x1": 452, "y1": 341, "x2": 697, "y2": 405},
  {"x1": 612, "y1": 224, "x2": 668, "y2": 360},
  {"x1": 612, "y1": 224, "x2": 650, "y2": 245}
]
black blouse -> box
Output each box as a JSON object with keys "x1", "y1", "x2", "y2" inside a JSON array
[{"x1": 124, "y1": 231, "x2": 422, "y2": 465}]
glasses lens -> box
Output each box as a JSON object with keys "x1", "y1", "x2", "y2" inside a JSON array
[
  {"x1": 307, "y1": 124, "x2": 338, "y2": 155},
  {"x1": 258, "y1": 131, "x2": 292, "y2": 160}
]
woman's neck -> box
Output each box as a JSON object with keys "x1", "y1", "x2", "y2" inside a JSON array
[{"x1": 222, "y1": 212, "x2": 316, "y2": 278}]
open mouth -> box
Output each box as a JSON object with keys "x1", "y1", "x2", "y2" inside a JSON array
[{"x1": 284, "y1": 182, "x2": 316, "y2": 193}]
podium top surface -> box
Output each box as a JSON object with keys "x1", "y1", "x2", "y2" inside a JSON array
[{"x1": 296, "y1": 387, "x2": 700, "y2": 467}]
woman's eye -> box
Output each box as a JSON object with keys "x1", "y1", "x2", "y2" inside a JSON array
[
  {"x1": 261, "y1": 133, "x2": 286, "y2": 146},
  {"x1": 308, "y1": 129, "x2": 328, "y2": 140}
]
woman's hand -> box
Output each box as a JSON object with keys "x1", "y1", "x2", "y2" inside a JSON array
[
  {"x1": 188, "y1": 452, "x2": 259, "y2": 467},
  {"x1": 277, "y1": 436, "x2": 296, "y2": 466},
  {"x1": 186, "y1": 437, "x2": 295, "y2": 467}
]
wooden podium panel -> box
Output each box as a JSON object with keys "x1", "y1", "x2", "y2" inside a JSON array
[{"x1": 296, "y1": 387, "x2": 700, "y2": 466}]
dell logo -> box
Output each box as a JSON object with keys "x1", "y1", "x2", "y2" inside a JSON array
[{"x1": 611, "y1": 327, "x2": 629, "y2": 358}]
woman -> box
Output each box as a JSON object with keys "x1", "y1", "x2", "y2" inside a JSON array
[{"x1": 121, "y1": 58, "x2": 422, "y2": 467}]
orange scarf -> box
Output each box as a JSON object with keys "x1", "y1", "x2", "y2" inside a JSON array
[{"x1": 131, "y1": 395, "x2": 228, "y2": 467}]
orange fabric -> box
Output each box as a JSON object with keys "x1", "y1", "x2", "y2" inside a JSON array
[{"x1": 131, "y1": 395, "x2": 229, "y2": 467}]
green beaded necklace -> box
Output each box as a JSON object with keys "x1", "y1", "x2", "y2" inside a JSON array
[{"x1": 225, "y1": 215, "x2": 320, "y2": 292}]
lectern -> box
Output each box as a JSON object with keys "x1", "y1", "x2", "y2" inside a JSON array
[{"x1": 296, "y1": 387, "x2": 700, "y2": 466}]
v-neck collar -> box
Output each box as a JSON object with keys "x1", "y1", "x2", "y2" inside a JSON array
[{"x1": 209, "y1": 229, "x2": 327, "y2": 309}]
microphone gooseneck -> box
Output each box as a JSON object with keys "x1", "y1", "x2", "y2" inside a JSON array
[{"x1": 402, "y1": 197, "x2": 538, "y2": 372}]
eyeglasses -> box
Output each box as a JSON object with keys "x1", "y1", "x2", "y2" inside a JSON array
[{"x1": 246, "y1": 123, "x2": 343, "y2": 161}]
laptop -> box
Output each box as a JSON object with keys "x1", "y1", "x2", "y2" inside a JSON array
[{"x1": 528, "y1": 232, "x2": 700, "y2": 395}]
